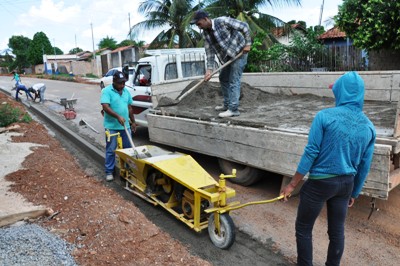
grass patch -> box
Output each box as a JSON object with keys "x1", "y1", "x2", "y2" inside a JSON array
[
  {"x1": 85, "y1": 73, "x2": 98, "y2": 78},
  {"x1": 0, "y1": 103, "x2": 32, "y2": 127},
  {"x1": 35, "y1": 74, "x2": 76, "y2": 82}
]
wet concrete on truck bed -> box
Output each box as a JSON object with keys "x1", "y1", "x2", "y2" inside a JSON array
[{"x1": 159, "y1": 81, "x2": 397, "y2": 137}]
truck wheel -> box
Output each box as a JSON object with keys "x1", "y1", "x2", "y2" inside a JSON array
[
  {"x1": 218, "y1": 159, "x2": 261, "y2": 186},
  {"x1": 208, "y1": 213, "x2": 235, "y2": 249}
]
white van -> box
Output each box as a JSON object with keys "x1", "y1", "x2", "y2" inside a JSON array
[
  {"x1": 100, "y1": 66, "x2": 135, "y2": 90},
  {"x1": 127, "y1": 48, "x2": 210, "y2": 127}
]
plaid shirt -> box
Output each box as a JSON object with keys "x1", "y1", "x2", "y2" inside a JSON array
[{"x1": 202, "y1": 17, "x2": 252, "y2": 69}]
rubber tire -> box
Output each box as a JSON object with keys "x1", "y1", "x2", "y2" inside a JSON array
[
  {"x1": 218, "y1": 158, "x2": 261, "y2": 186},
  {"x1": 100, "y1": 82, "x2": 105, "y2": 90},
  {"x1": 208, "y1": 213, "x2": 235, "y2": 250}
]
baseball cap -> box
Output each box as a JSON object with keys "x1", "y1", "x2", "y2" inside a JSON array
[
  {"x1": 113, "y1": 71, "x2": 127, "y2": 83},
  {"x1": 190, "y1": 10, "x2": 209, "y2": 24}
]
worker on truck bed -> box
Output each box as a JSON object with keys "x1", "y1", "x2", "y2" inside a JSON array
[
  {"x1": 191, "y1": 10, "x2": 251, "y2": 118},
  {"x1": 100, "y1": 71, "x2": 137, "y2": 182},
  {"x1": 280, "y1": 71, "x2": 376, "y2": 266}
]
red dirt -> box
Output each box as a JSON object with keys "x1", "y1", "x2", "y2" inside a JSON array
[{"x1": 0, "y1": 92, "x2": 209, "y2": 266}]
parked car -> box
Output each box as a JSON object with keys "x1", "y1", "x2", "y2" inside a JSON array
[
  {"x1": 126, "y1": 48, "x2": 213, "y2": 127},
  {"x1": 100, "y1": 66, "x2": 135, "y2": 89}
]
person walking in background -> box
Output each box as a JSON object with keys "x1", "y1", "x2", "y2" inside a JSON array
[
  {"x1": 280, "y1": 71, "x2": 376, "y2": 266},
  {"x1": 100, "y1": 71, "x2": 136, "y2": 182},
  {"x1": 190, "y1": 10, "x2": 251, "y2": 118},
  {"x1": 11, "y1": 71, "x2": 21, "y2": 87},
  {"x1": 28, "y1": 83, "x2": 46, "y2": 103}
]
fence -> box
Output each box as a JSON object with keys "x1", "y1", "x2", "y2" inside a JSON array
[{"x1": 261, "y1": 44, "x2": 366, "y2": 72}]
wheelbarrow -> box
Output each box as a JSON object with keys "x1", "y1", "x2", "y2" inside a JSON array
[{"x1": 108, "y1": 127, "x2": 283, "y2": 249}]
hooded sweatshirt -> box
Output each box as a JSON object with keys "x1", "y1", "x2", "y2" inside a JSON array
[{"x1": 296, "y1": 71, "x2": 376, "y2": 198}]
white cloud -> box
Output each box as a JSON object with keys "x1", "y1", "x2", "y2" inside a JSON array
[{"x1": 17, "y1": 0, "x2": 80, "y2": 26}]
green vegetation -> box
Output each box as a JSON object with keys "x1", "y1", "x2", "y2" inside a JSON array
[
  {"x1": 0, "y1": 103, "x2": 32, "y2": 127},
  {"x1": 98, "y1": 36, "x2": 118, "y2": 50},
  {"x1": 68, "y1": 47, "x2": 84, "y2": 54},
  {"x1": 84, "y1": 73, "x2": 98, "y2": 78},
  {"x1": 7, "y1": 35, "x2": 31, "y2": 72},
  {"x1": 27, "y1": 32, "x2": 53, "y2": 66},
  {"x1": 247, "y1": 27, "x2": 327, "y2": 72},
  {"x1": 335, "y1": 0, "x2": 400, "y2": 51},
  {"x1": 35, "y1": 74, "x2": 76, "y2": 82}
]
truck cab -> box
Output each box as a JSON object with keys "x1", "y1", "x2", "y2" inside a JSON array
[{"x1": 126, "y1": 48, "x2": 209, "y2": 127}]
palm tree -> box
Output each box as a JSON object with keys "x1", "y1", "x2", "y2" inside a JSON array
[
  {"x1": 203, "y1": 0, "x2": 301, "y2": 46},
  {"x1": 130, "y1": 0, "x2": 202, "y2": 48},
  {"x1": 131, "y1": 0, "x2": 301, "y2": 49}
]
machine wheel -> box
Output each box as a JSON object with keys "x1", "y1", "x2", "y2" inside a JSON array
[
  {"x1": 146, "y1": 169, "x2": 172, "y2": 202},
  {"x1": 208, "y1": 213, "x2": 235, "y2": 250},
  {"x1": 218, "y1": 158, "x2": 261, "y2": 186}
]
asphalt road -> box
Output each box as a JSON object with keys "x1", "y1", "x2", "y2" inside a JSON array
[{"x1": 0, "y1": 76, "x2": 292, "y2": 265}]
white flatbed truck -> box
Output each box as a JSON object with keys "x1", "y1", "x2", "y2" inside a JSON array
[{"x1": 147, "y1": 71, "x2": 400, "y2": 200}]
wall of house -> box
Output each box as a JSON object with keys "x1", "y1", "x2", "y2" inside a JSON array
[
  {"x1": 369, "y1": 49, "x2": 400, "y2": 70},
  {"x1": 34, "y1": 60, "x2": 98, "y2": 76}
]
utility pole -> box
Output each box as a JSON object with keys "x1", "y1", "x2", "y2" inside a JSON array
[
  {"x1": 128, "y1": 13, "x2": 132, "y2": 41},
  {"x1": 53, "y1": 38, "x2": 57, "y2": 74},
  {"x1": 319, "y1": 0, "x2": 325, "y2": 26},
  {"x1": 90, "y1": 22, "x2": 95, "y2": 60},
  {"x1": 75, "y1": 34, "x2": 78, "y2": 59}
]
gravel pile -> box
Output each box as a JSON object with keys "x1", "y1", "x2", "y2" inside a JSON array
[{"x1": 0, "y1": 223, "x2": 77, "y2": 266}]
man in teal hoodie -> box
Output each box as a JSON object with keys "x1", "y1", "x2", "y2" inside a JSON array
[{"x1": 281, "y1": 71, "x2": 376, "y2": 266}]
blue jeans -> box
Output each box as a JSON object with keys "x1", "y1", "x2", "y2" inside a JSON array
[
  {"x1": 296, "y1": 175, "x2": 354, "y2": 266},
  {"x1": 15, "y1": 85, "x2": 34, "y2": 101},
  {"x1": 219, "y1": 53, "x2": 248, "y2": 112},
  {"x1": 38, "y1": 86, "x2": 46, "y2": 103},
  {"x1": 104, "y1": 128, "x2": 132, "y2": 174}
]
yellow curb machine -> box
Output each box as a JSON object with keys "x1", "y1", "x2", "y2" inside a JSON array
[{"x1": 107, "y1": 128, "x2": 283, "y2": 249}]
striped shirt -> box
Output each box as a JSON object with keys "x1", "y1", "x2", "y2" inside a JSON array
[{"x1": 202, "y1": 17, "x2": 252, "y2": 69}]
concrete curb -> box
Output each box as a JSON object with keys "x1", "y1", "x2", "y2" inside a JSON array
[{"x1": 0, "y1": 87, "x2": 105, "y2": 164}]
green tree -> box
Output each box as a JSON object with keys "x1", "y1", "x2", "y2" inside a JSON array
[
  {"x1": 130, "y1": 0, "x2": 202, "y2": 48},
  {"x1": 204, "y1": 0, "x2": 301, "y2": 46},
  {"x1": 27, "y1": 32, "x2": 53, "y2": 65},
  {"x1": 247, "y1": 26, "x2": 327, "y2": 72},
  {"x1": 0, "y1": 51, "x2": 14, "y2": 69},
  {"x1": 69, "y1": 47, "x2": 83, "y2": 54},
  {"x1": 335, "y1": 0, "x2": 400, "y2": 51},
  {"x1": 118, "y1": 39, "x2": 135, "y2": 47},
  {"x1": 8, "y1": 35, "x2": 32, "y2": 71},
  {"x1": 53, "y1": 47, "x2": 64, "y2": 55},
  {"x1": 98, "y1": 36, "x2": 117, "y2": 50}
]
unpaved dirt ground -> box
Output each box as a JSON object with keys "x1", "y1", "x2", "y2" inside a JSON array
[{"x1": 0, "y1": 92, "x2": 209, "y2": 266}]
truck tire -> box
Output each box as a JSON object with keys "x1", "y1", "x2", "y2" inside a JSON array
[{"x1": 217, "y1": 158, "x2": 261, "y2": 186}]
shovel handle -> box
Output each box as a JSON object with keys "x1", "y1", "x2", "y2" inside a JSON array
[
  {"x1": 177, "y1": 51, "x2": 244, "y2": 101},
  {"x1": 124, "y1": 125, "x2": 136, "y2": 149}
]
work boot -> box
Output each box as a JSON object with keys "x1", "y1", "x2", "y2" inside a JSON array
[
  {"x1": 106, "y1": 174, "x2": 114, "y2": 182},
  {"x1": 218, "y1": 110, "x2": 240, "y2": 118},
  {"x1": 215, "y1": 105, "x2": 228, "y2": 111}
]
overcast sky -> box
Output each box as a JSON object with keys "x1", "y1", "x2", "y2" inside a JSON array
[{"x1": 0, "y1": 0, "x2": 343, "y2": 54}]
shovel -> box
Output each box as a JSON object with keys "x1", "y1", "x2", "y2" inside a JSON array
[
  {"x1": 124, "y1": 124, "x2": 136, "y2": 149},
  {"x1": 157, "y1": 51, "x2": 244, "y2": 107},
  {"x1": 124, "y1": 124, "x2": 147, "y2": 159}
]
